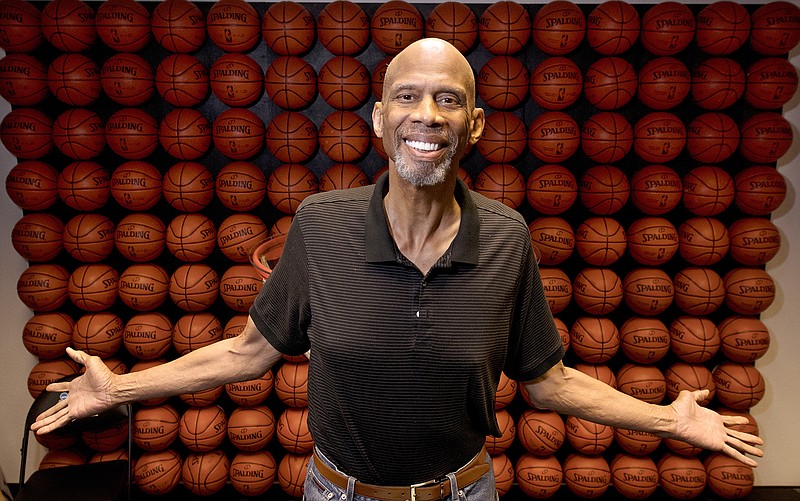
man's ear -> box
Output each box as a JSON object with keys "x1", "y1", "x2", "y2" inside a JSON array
[
  {"x1": 372, "y1": 102, "x2": 384, "y2": 138},
  {"x1": 468, "y1": 107, "x2": 485, "y2": 145}
]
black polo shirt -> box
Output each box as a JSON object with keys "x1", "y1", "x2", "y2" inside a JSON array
[{"x1": 250, "y1": 173, "x2": 564, "y2": 485}]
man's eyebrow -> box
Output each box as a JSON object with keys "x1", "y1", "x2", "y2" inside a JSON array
[{"x1": 389, "y1": 83, "x2": 468, "y2": 101}]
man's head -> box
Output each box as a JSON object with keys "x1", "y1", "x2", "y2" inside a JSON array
[{"x1": 372, "y1": 38, "x2": 484, "y2": 187}]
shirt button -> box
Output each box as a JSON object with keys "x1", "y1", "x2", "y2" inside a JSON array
[{"x1": 415, "y1": 311, "x2": 420, "y2": 318}]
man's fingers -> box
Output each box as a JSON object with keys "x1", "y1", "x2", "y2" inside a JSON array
[
  {"x1": 722, "y1": 444, "x2": 759, "y2": 468},
  {"x1": 726, "y1": 427, "x2": 764, "y2": 447},
  {"x1": 721, "y1": 414, "x2": 750, "y2": 427},
  {"x1": 44, "y1": 381, "x2": 71, "y2": 393},
  {"x1": 66, "y1": 347, "x2": 88, "y2": 365}
]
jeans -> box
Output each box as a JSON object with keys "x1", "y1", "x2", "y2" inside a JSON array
[{"x1": 302, "y1": 449, "x2": 500, "y2": 501}]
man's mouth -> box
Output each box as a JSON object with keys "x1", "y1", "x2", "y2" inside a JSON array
[{"x1": 404, "y1": 139, "x2": 445, "y2": 152}]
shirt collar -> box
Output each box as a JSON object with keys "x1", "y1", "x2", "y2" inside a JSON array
[{"x1": 365, "y1": 172, "x2": 480, "y2": 266}]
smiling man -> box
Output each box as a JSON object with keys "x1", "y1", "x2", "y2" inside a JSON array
[{"x1": 34, "y1": 39, "x2": 762, "y2": 501}]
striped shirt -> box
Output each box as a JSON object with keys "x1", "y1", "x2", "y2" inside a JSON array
[{"x1": 250, "y1": 173, "x2": 564, "y2": 485}]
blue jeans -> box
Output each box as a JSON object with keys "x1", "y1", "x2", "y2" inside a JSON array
[{"x1": 302, "y1": 449, "x2": 499, "y2": 501}]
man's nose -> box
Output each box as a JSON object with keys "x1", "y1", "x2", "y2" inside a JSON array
[{"x1": 410, "y1": 95, "x2": 442, "y2": 126}]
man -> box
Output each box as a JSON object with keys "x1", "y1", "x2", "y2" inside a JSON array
[{"x1": 34, "y1": 39, "x2": 762, "y2": 500}]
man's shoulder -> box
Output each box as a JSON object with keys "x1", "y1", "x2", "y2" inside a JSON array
[
  {"x1": 296, "y1": 184, "x2": 375, "y2": 215},
  {"x1": 469, "y1": 189, "x2": 528, "y2": 229}
]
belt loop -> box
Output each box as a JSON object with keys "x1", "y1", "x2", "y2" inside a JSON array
[
  {"x1": 446, "y1": 472, "x2": 459, "y2": 501},
  {"x1": 345, "y1": 475, "x2": 356, "y2": 501}
]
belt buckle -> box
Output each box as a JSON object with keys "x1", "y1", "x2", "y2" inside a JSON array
[{"x1": 408, "y1": 478, "x2": 444, "y2": 501}]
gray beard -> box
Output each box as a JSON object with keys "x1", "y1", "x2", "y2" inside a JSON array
[{"x1": 392, "y1": 133, "x2": 459, "y2": 187}]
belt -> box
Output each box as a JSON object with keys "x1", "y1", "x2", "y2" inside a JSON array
[{"x1": 312, "y1": 446, "x2": 491, "y2": 501}]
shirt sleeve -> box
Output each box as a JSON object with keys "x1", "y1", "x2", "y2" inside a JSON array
[{"x1": 249, "y1": 219, "x2": 312, "y2": 356}]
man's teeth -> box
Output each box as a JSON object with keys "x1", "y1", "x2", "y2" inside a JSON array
[{"x1": 405, "y1": 140, "x2": 441, "y2": 152}]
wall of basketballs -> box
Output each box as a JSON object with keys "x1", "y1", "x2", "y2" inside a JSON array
[{"x1": 0, "y1": 0, "x2": 798, "y2": 498}]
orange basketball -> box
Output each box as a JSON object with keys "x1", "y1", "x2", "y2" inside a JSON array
[
  {"x1": 478, "y1": 1, "x2": 530, "y2": 55},
  {"x1": 180, "y1": 384, "x2": 224, "y2": 407},
  {"x1": 277, "y1": 407, "x2": 313, "y2": 454},
  {"x1": 633, "y1": 112, "x2": 686, "y2": 163},
  {"x1": 665, "y1": 361, "x2": 715, "y2": 402},
  {"x1": 578, "y1": 165, "x2": 630, "y2": 215},
  {"x1": 570, "y1": 316, "x2": 620, "y2": 363},
  {"x1": 718, "y1": 316, "x2": 770, "y2": 363},
  {"x1": 745, "y1": 57, "x2": 799, "y2": 110},
  {"x1": 494, "y1": 371, "x2": 517, "y2": 410},
  {"x1": 734, "y1": 165, "x2": 786, "y2": 216},
  {"x1": 275, "y1": 360, "x2": 309, "y2": 407},
  {"x1": 0, "y1": 0, "x2": 44, "y2": 53},
  {"x1": 166, "y1": 213, "x2": 217, "y2": 262},
  {"x1": 151, "y1": 0, "x2": 206, "y2": 53},
  {"x1": 723, "y1": 267, "x2": 776, "y2": 315},
  {"x1": 683, "y1": 166, "x2": 735, "y2": 216},
  {"x1": 264, "y1": 55, "x2": 317, "y2": 110},
  {"x1": 40, "y1": 0, "x2": 96, "y2": 52},
  {"x1": 581, "y1": 111, "x2": 633, "y2": 163},
  {"x1": 278, "y1": 453, "x2": 310, "y2": 498},
  {"x1": 4, "y1": 160, "x2": 59, "y2": 211},
  {"x1": 370, "y1": 1, "x2": 423, "y2": 55},
  {"x1": 586, "y1": 0, "x2": 640, "y2": 55},
  {"x1": 622, "y1": 268, "x2": 674, "y2": 316},
  {"x1": 133, "y1": 404, "x2": 180, "y2": 451},
  {"x1": 640, "y1": 2, "x2": 695, "y2": 56},
  {"x1": 476, "y1": 55, "x2": 529, "y2": 110},
  {"x1": 169, "y1": 263, "x2": 219, "y2": 312},
  {"x1": 637, "y1": 57, "x2": 691, "y2": 110},
  {"x1": 318, "y1": 55, "x2": 370, "y2": 110},
  {"x1": 12, "y1": 212, "x2": 63, "y2": 262},
  {"x1": 319, "y1": 163, "x2": 370, "y2": 192},
  {"x1": 215, "y1": 161, "x2": 266, "y2": 211},
  {"x1": 267, "y1": 164, "x2": 320, "y2": 214},
  {"x1": 626, "y1": 217, "x2": 679, "y2": 266},
  {"x1": 491, "y1": 453, "x2": 514, "y2": 497},
  {"x1": 695, "y1": 1, "x2": 751, "y2": 56},
  {"x1": 616, "y1": 363, "x2": 666, "y2": 404},
  {"x1": 686, "y1": 112, "x2": 740, "y2": 164},
  {"x1": 750, "y1": 1, "x2": 800, "y2": 55},
  {"x1": 525, "y1": 164, "x2": 577, "y2": 215},
  {"x1": 58, "y1": 161, "x2": 110, "y2": 211},
  {"x1": 123, "y1": 312, "x2": 172, "y2": 360},
  {"x1": 573, "y1": 363, "x2": 617, "y2": 388},
  {"x1": 27, "y1": 358, "x2": 80, "y2": 398},
  {"x1": 0, "y1": 107, "x2": 53, "y2": 159},
  {"x1": 620, "y1": 316, "x2": 670, "y2": 364},
  {"x1": 611, "y1": 454, "x2": 659, "y2": 499},
  {"x1": 223, "y1": 314, "x2": 248, "y2": 339},
  {"x1": 162, "y1": 161, "x2": 215, "y2": 212},
  {"x1": 477, "y1": 111, "x2": 527, "y2": 163},
  {"x1": 172, "y1": 312, "x2": 223, "y2": 355},
  {"x1": 67, "y1": 264, "x2": 119, "y2": 312},
  {"x1": 706, "y1": 453, "x2": 755, "y2": 498},
  {"x1": 155, "y1": 54, "x2": 209, "y2": 107},
  {"x1": 515, "y1": 454, "x2": 562, "y2": 498},
  {"x1": 22, "y1": 312, "x2": 74, "y2": 359},
  {"x1": 262, "y1": 1, "x2": 315, "y2": 56},
  {"x1": 110, "y1": 161, "x2": 162, "y2": 210},
  {"x1": 528, "y1": 217, "x2": 574, "y2": 266},
  {"x1": 209, "y1": 53, "x2": 263, "y2": 107},
  {"x1": 52, "y1": 108, "x2": 106, "y2": 161},
  {"x1": 583, "y1": 56, "x2": 638, "y2": 110},
  {"x1": 669, "y1": 316, "x2": 720, "y2": 363},
  {"x1": 517, "y1": 409, "x2": 565, "y2": 456},
  {"x1": 538, "y1": 269, "x2": 571, "y2": 315},
  {"x1": 217, "y1": 213, "x2": 268, "y2": 262},
  {"x1": 486, "y1": 408, "x2": 516, "y2": 454},
  {"x1": 528, "y1": 112, "x2": 580, "y2": 163},
  {"x1": 182, "y1": 450, "x2": 230, "y2": 496},
  {"x1": 563, "y1": 453, "x2": 611, "y2": 498},
  {"x1": 226, "y1": 370, "x2": 274, "y2": 406},
  {"x1": 207, "y1": 0, "x2": 260, "y2": 53},
  {"x1": 713, "y1": 362, "x2": 765, "y2": 410},
  {"x1": 672, "y1": 266, "x2": 725, "y2": 315},
  {"x1": 72, "y1": 312, "x2": 124, "y2": 358},
  {"x1": 159, "y1": 108, "x2": 212, "y2": 161},
  {"x1": 532, "y1": 1, "x2": 586, "y2": 55},
  {"x1": 96, "y1": 0, "x2": 151, "y2": 52},
  {"x1": 739, "y1": 112, "x2": 794, "y2": 163},
  {"x1": 179, "y1": 405, "x2": 227, "y2": 452},
  {"x1": 630, "y1": 165, "x2": 681, "y2": 215},
  {"x1": 317, "y1": 0, "x2": 371, "y2": 56},
  {"x1": 0, "y1": 53, "x2": 49, "y2": 106},
  {"x1": 530, "y1": 56, "x2": 582, "y2": 110},
  {"x1": 38, "y1": 448, "x2": 86, "y2": 469},
  {"x1": 678, "y1": 216, "x2": 730, "y2": 266},
  {"x1": 658, "y1": 453, "x2": 706, "y2": 498},
  {"x1": 134, "y1": 450, "x2": 182, "y2": 495},
  {"x1": 564, "y1": 416, "x2": 612, "y2": 456},
  {"x1": 265, "y1": 111, "x2": 318, "y2": 164},
  {"x1": 219, "y1": 265, "x2": 263, "y2": 312},
  {"x1": 572, "y1": 268, "x2": 623, "y2": 316},
  {"x1": 230, "y1": 450, "x2": 278, "y2": 497},
  {"x1": 47, "y1": 53, "x2": 101, "y2": 107},
  {"x1": 17, "y1": 263, "x2": 70, "y2": 312},
  {"x1": 425, "y1": 1, "x2": 477, "y2": 54},
  {"x1": 212, "y1": 108, "x2": 265, "y2": 160},
  {"x1": 227, "y1": 405, "x2": 276, "y2": 451},
  {"x1": 575, "y1": 216, "x2": 626, "y2": 266},
  {"x1": 692, "y1": 57, "x2": 745, "y2": 110},
  {"x1": 474, "y1": 163, "x2": 526, "y2": 209},
  {"x1": 318, "y1": 110, "x2": 370, "y2": 163},
  {"x1": 115, "y1": 212, "x2": 166, "y2": 262},
  {"x1": 370, "y1": 56, "x2": 392, "y2": 101},
  {"x1": 82, "y1": 418, "x2": 128, "y2": 452},
  {"x1": 118, "y1": 263, "x2": 170, "y2": 311}
]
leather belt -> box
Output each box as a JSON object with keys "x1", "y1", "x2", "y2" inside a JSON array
[{"x1": 311, "y1": 447, "x2": 491, "y2": 501}]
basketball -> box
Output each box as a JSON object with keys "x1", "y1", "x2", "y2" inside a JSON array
[
  {"x1": 658, "y1": 453, "x2": 707, "y2": 499},
  {"x1": 165, "y1": 214, "x2": 215, "y2": 263},
  {"x1": 492, "y1": 453, "x2": 514, "y2": 497},
  {"x1": 718, "y1": 315, "x2": 770, "y2": 363},
  {"x1": 640, "y1": 2, "x2": 695, "y2": 56},
  {"x1": 620, "y1": 317, "x2": 670, "y2": 364},
  {"x1": 679, "y1": 216, "x2": 730, "y2": 266},
  {"x1": 226, "y1": 371, "x2": 274, "y2": 406},
  {"x1": 739, "y1": 112, "x2": 793, "y2": 163},
  {"x1": 579, "y1": 165, "x2": 630, "y2": 215},
  {"x1": 672, "y1": 267, "x2": 726, "y2": 315},
  {"x1": 370, "y1": 1, "x2": 423, "y2": 55},
  {"x1": 223, "y1": 315, "x2": 248, "y2": 339},
  {"x1": 630, "y1": 165, "x2": 682, "y2": 215},
  {"x1": 565, "y1": 415, "x2": 614, "y2": 455},
  {"x1": 12, "y1": 213, "x2": 63, "y2": 262},
  {"x1": 155, "y1": 54, "x2": 209, "y2": 107},
  {"x1": 115, "y1": 213, "x2": 165, "y2": 262},
  {"x1": 178, "y1": 405, "x2": 227, "y2": 453},
  {"x1": 486, "y1": 408, "x2": 515, "y2": 454},
  {"x1": 22, "y1": 312, "x2": 74, "y2": 359},
  {"x1": 664, "y1": 362, "x2": 715, "y2": 404},
  {"x1": 637, "y1": 57, "x2": 691, "y2": 110},
  {"x1": 734, "y1": 166, "x2": 787, "y2": 216},
  {"x1": 712, "y1": 362, "x2": 765, "y2": 410},
  {"x1": 212, "y1": 108, "x2": 265, "y2": 160},
  {"x1": 478, "y1": 1, "x2": 530, "y2": 55},
  {"x1": 95, "y1": 0, "x2": 151, "y2": 52},
  {"x1": 556, "y1": 317, "x2": 570, "y2": 351},
  {"x1": 475, "y1": 163, "x2": 526, "y2": 209},
  {"x1": 265, "y1": 112, "x2": 317, "y2": 164},
  {"x1": 538, "y1": 269, "x2": 571, "y2": 315},
  {"x1": 118, "y1": 263, "x2": 170, "y2": 311},
  {"x1": 706, "y1": 453, "x2": 755, "y2": 498},
  {"x1": 530, "y1": 57, "x2": 583, "y2": 110},
  {"x1": 0, "y1": 0, "x2": 43, "y2": 53},
  {"x1": 750, "y1": 1, "x2": 800, "y2": 55},
  {"x1": 123, "y1": 312, "x2": 172, "y2": 360},
  {"x1": 569, "y1": 316, "x2": 620, "y2": 363},
  {"x1": 217, "y1": 213, "x2": 268, "y2": 262},
  {"x1": 515, "y1": 454, "x2": 562, "y2": 498},
  {"x1": 745, "y1": 57, "x2": 799, "y2": 110},
  {"x1": 159, "y1": 108, "x2": 212, "y2": 161},
  {"x1": 528, "y1": 217, "x2": 574, "y2": 266},
  {"x1": 611, "y1": 454, "x2": 659, "y2": 499},
  {"x1": 5, "y1": 160, "x2": 58, "y2": 211},
  {"x1": 634, "y1": 112, "x2": 686, "y2": 163},
  {"x1": 47, "y1": 53, "x2": 101, "y2": 107},
  {"x1": 692, "y1": 57, "x2": 745, "y2": 110},
  {"x1": 207, "y1": 0, "x2": 260, "y2": 52},
  {"x1": 616, "y1": 363, "x2": 666, "y2": 404},
  {"x1": 622, "y1": 269, "x2": 674, "y2": 317},
  {"x1": 215, "y1": 161, "x2": 266, "y2": 211},
  {"x1": 476, "y1": 55, "x2": 529, "y2": 110},
  {"x1": 573, "y1": 268, "x2": 624, "y2": 316},
  {"x1": 278, "y1": 453, "x2": 310, "y2": 498},
  {"x1": 532, "y1": 1, "x2": 586, "y2": 55},
  {"x1": 517, "y1": 409, "x2": 565, "y2": 456},
  {"x1": 172, "y1": 312, "x2": 223, "y2": 355},
  {"x1": 724, "y1": 267, "x2": 776, "y2": 315},
  {"x1": 318, "y1": 55, "x2": 370, "y2": 110},
  {"x1": 683, "y1": 166, "x2": 735, "y2": 216},
  {"x1": 478, "y1": 111, "x2": 527, "y2": 164},
  {"x1": 182, "y1": 450, "x2": 230, "y2": 496},
  {"x1": 264, "y1": 56, "x2": 318, "y2": 110},
  {"x1": 696, "y1": 1, "x2": 751, "y2": 56},
  {"x1": 669, "y1": 316, "x2": 720, "y2": 363},
  {"x1": 371, "y1": 56, "x2": 392, "y2": 101},
  {"x1": 219, "y1": 265, "x2": 262, "y2": 312},
  {"x1": 581, "y1": 111, "x2": 633, "y2": 163},
  {"x1": 151, "y1": 0, "x2": 206, "y2": 53},
  {"x1": 586, "y1": 0, "x2": 640, "y2": 55},
  {"x1": 134, "y1": 450, "x2": 182, "y2": 495},
  {"x1": 574, "y1": 363, "x2": 617, "y2": 388},
  {"x1": 319, "y1": 163, "x2": 370, "y2": 191},
  {"x1": 133, "y1": 404, "x2": 180, "y2": 451},
  {"x1": 82, "y1": 420, "x2": 127, "y2": 452},
  {"x1": 40, "y1": 0, "x2": 96, "y2": 52},
  {"x1": 575, "y1": 216, "x2": 626, "y2": 266},
  {"x1": 169, "y1": 263, "x2": 219, "y2": 312},
  {"x1": 275, "y1": 360, "x2": 309, "y2": 407},
  {"x1": 495, "y1": 371, "x2": 517, "y2": 410},
  {"x1": 209, "y1": 54, "x2": 262, "y2": 108},
  {"x1": 686, "y1": 112, "x2": 740, "y2": 164},
  {"x1": 17, "y1": 264, "x2": 69, "y2": 312},
  {"x1": 425, "y1": 1, "x2": 478, "y2": 54},
  {"x1": 319, "y1": 111, "x2": 370, "y2": 163},
  {"x1": 67, "y1": 264, "x2": 119, "y2": 312},
  {"x1": 110, "y1": 161, "x2": 161, "y2": 210},
  {"x1": 728, "y1": 217, "x2": 780, "y2": 266},
  {"x1": 230, "y1": 450, "x2": 278, "y2": 496},
  {"x1": 52, "y1": 108, "x2": 105, "y2": 160},
  {"x1": 72, "y1": 312, "x2": 123, "y2": 358},
  {"x1": 626, "y1": 217, "x2": 679, "y2": 266},
  {"x1": 317, "y1": 0, "x2": 370, "y2": 56},
  {"x1": 227, "y1": 405, "x2": 276, "y2": 451},
  {"x1": 583, "y1": 57, "x2": 638, "y2": 110},
  {"x1": 563, "y1": 453, "x2": 611, "y2": 498},
  {"x1": 267, "y1": 164, "x2": 319, "y2": 214},
  {"x1": 0, "y1": 54, "x2": 49, "y2": 106},
  {"x1": 0, "y1": 107, "x2": 53, "y2": 159},
  {"x1": 162, "y1": 161, "x2": 215, "y2": 212},
  {"x1": 262, "y1": 1, "x2": 316, "y2": 56},
  {"x1": 105, "y1": 109, "x2": 159, "y2": 161},
  {"x1": 180, "y1": 384, "x2": 224, "y2": 408},
  {"x1": 277, "y1": 407, "x2": 313, "y2": 454},
  {"x1": 528, "y1": 111, "x2": 580, "y2": 163},
  {"x1": 37, "y1": 448, "x2": 86, "y2": 469},
  {"x1": 27, "y1": 358, "x2": 79, "y2": 398}
]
